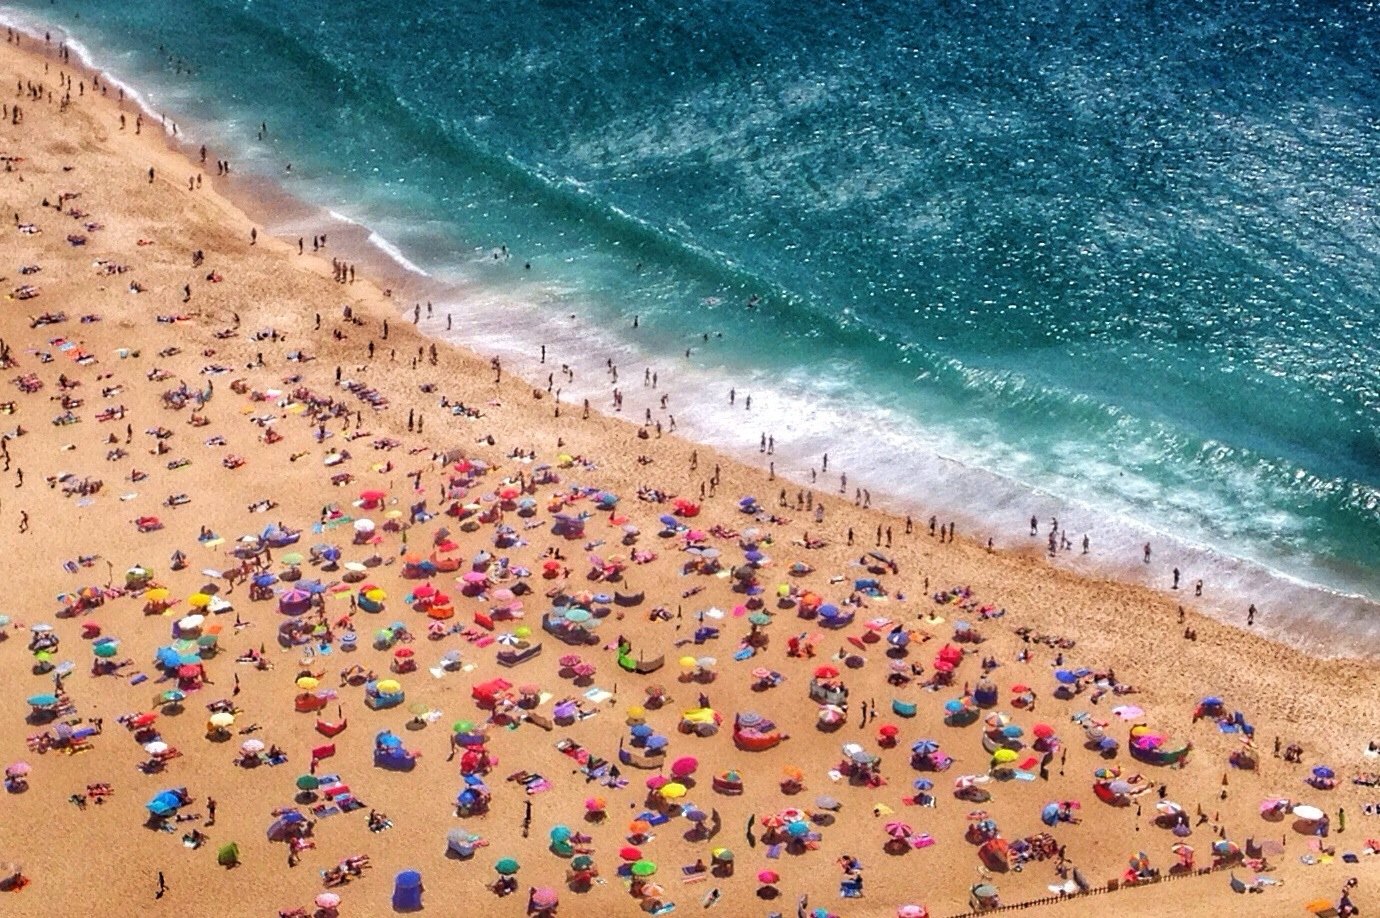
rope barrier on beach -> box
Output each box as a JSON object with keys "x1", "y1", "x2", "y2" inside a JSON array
[{"x1": 939, "y1": 863, "x2": 1227, "y2": 917}]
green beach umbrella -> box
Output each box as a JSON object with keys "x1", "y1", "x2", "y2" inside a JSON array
[
  {"x1": 571, "y1": 855, "x2": 594, "y2": 871},
  {"x1": 296, "y1": 774, "x2": 320, "y2": 791},
  {"x1": 748, "y1": 612, "x2": 772, "y2": 626},
  {"x1": 631, "y1": 860, "x2": 658, "y2": 877},
  {"x1": 549, "y1": 825, "x2": 572, "y2": 843},
  {"x1": 453, "y1": 720, "x2": 475, "y2": 734},
  {"x1": 280, "y1": 552, "x2": 303, "y2": 565},
  {"x1": 93, "y1": 642, "x2": 120, "y2": 658},
  {"x1": 494, "y1": 857, "x2": 520, "y2": 876}
]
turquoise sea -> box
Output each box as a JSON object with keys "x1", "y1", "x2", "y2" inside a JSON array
[{"x1": 5, "y1": 0, "x2": 1378, "y2": 652}]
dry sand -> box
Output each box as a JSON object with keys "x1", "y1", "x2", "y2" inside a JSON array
[{"x1": 0, "y1": 31, "x2": 1376, "y2": 918}]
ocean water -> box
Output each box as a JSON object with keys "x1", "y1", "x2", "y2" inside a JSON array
[{"x1": 5, "y1": 0, "x2": 1379, "y2": 653}]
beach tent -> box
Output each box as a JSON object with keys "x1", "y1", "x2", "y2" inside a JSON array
[
  {"x1": 392, "y1": 869, "x2": 423, "y2": 911},
  {"x1": 216, "y1": 843, "x2": 239, "y2": 867}
]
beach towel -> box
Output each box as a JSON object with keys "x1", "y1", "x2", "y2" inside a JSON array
[{"x1": 311, "y1": 804, "x2": 342, "y2": 818}]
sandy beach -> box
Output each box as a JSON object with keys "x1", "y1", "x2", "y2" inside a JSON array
[{"x1": 0, "y1": 29, "x2": 1377, "y2": 918}]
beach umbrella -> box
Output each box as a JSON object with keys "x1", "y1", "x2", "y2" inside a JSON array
[
  {"x1": 644, "y1": 774, "x2": 669, "y2": 790},
  {"x1": 670, "y1": 756, "x2": 699, "y2": 778},
  {"x1": 757, "y1": 869, "x2": 780, "y2": 884},
  {"x1": 983, "y1": 712, "x2": 1010, "y2": 728},
  {"x1": 1093, "y1": 767, "x2": 1120, "y2": 780},
  {"x1": 1001, "y1": 724, "x2": 1024, "y2": 739},
  {"x1": 897, "y1": 906, "x2": 928, "y2": 918},
  {"x1": 494, "y1": 857, "x2": 520, "y2": 876},
  {"x1": 584, "y1": 796, "x2": 606, "y2": 813},
  {"x1": 748, "y1": 612, "x2": 772, "y2": 627},
  {"x1": 684, "y1": 808, "x2": 707, "y2": 824},
  {"x1": 26, "y1": 693, "x2": 58, "y2": 708},
  {"x1": 209, "y1": 711, "x2": 235, "y2": 728},
  {"x1": 570, "y1": 854, "x2": 594, "y2": 871},
  {"x1": 913, "y1": 779, "x2": 934, "y2": 791},
  {"x1": 296, "y1": 676, "x2": 319, "y2": 690},
  {"x1": 93, "y1": 641, "x2": 120, "y2": 659},
  {"x1": 186, "y1": 594, "x2": 212, "y2": 609},
  {"x1": 280, "y1": 552, "x2": 304, "y2": 566},
  {"x1": 1156, "y1": 800, "x2": 1183, "y2": 817},
  {"x1": 630, "y1": 860, "x2": 657, "y2": 877},
  {"x1": 240, "y1": 739, "x2": 265, "y2": 755},
  {"x1": 4, "y1": 762, "x2": 31, "y2": 778},
  {"x1": 660, "y1": 782, "x2": 687, "y2": 800},
  {"x1": 628, "y1": 820, "x2": 652, "y2": 837},
  {"x1": 815, "y1": 795, "x2": 840, "y2": 811},
  {"x1": 619, "y1": 846, "x2": 643, "y2": 861},
  {"x1": 911, "y1": 739, "x2": 939, "y2": 756},
  {"x1": 296, "y1": 774, "x2": 320, "y2": 792},
  {"x1": 813, "y1": 665, "x2": 839, "y2": 680},
  {"x1": 1312, "y1": 765, "x2": 1335, "y2": 780},
  {"x1": 1292, "y1": 804, "x2": 1324, "y2": 822},
  {"x1": 158, "y1": 689, "x2": 186, "y2": 705},
  {"x1": 885, "y1": 821, "x2": 913, "y2": 839},
  {"x1": 549, "y1": 825, "x2": 573, "y2": 844},
  {"x1": 1032, "y1": 723, "x2": 1055, "y2": 739},
  {"x1": 377, "y1": 679, "x2": 402, "y2": 693},
  {"x1": 990, "y1": 748, "x2": 1017, "y2": 765},
  {"x1": 1113, "y1": 705, "x2": 1144, "y2": 720},
  {"x1": 1053, "y1": 669, "x2": 1077, "y2": 684},
  {"x1": 785, "y1": 820, "x2": 810, "y2": 838},
  {"x1": 531, "y1": 887, "x2": 559, "y2": 908},
  {"x1": 314, "y1": 893, "x2": 341, "y2": 910}
]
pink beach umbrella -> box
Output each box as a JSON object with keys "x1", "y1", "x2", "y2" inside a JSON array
[
  {"x1": 756, "y1": 869, "x2": 780, "y2": 885},
  {"x1": 571, "y1": 662, "x2": 597, "y2": 679},
  {"x1": 314, "y1": 892, "x2": 341, "y2": 909},
  {"x1": 670, "y1": 756, "x2": 699, "y2": 778},
  {"x1": 5, "y1": 762, "x2": 31, "y2": 778},
  {"x1": 884, "y1": 821, "x2": 913, "y2": 839},
  {"x1": 645, "y1": 774, "x2": 670, "y2": 791},
  {"x1": 531, "y1": 886, "x2": 559, "y2": 908}
]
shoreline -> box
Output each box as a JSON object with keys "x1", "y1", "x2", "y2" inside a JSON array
[
  {"x1": 9, "y1": 10, "x2": 1379, "y2": 660},
  {"x1": 0, "y1": 24, "x2": 1377, "y2": 918}
]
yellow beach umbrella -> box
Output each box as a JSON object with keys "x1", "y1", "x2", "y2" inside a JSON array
[
  {"x1": 146, "y1": 587, "x2": 170, "y2": 602},
  {"x1": 514, "y1": 625, "x2": 532, "y2": 640},
  {"x1": 296, "y1": 676, "x2": 319, "y2": 690},
  {"x1": 187, "y1": 593, "x2": 212, "y2": 608},
  {"x1": 208, "y1": 711, "x2": 235, "y2": 728},
  {"x1": 364, "y1": 588, "x2": 386, "y2": 602},
  {"x1": 991, "y1": 748, "x2": 1018, "y2": 765},
  {"x1": 678, "y1": 656, "x2": 697, "y2": 670},
  {"x1": 377, "y1": 679, "x2": 402, "y2": 693},
  {"x1": 660, "y1": 783, "x2": 687, "y2": 800}
]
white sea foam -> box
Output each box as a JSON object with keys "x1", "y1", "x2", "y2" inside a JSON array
[{"x1": 365, "y1": 231, "x2": 431, "y2": 278}]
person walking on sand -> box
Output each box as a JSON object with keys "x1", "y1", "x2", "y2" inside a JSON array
[{"x1": 156, "y1": 871, "x2": 167, "y2": 899}]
